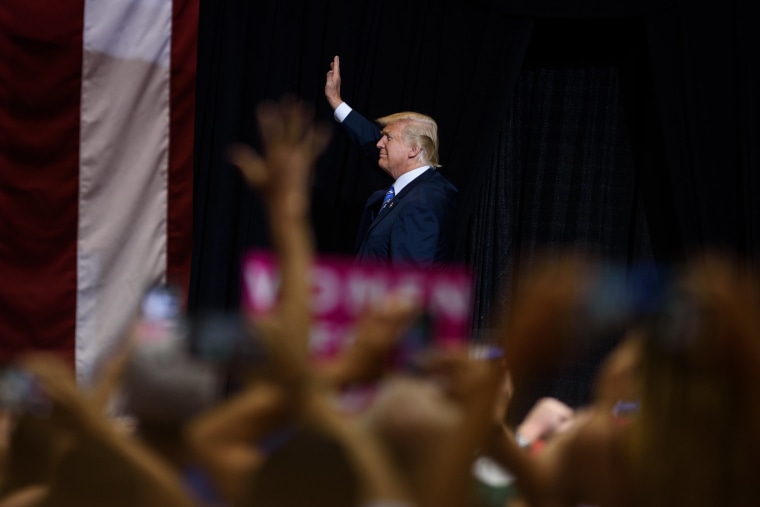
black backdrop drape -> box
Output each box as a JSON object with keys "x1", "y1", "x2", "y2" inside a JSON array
[
  {"x1": 190, "y1": 0, "x2": 759, "y2": 407},
  {"x1": 468, "y1": 18, "x2": 656, "y2": 333}
]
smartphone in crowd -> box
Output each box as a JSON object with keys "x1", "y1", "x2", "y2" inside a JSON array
[
  {"x1": 138, "y1": 283, "x2": 185, "y2": 343},
  {"x1": 0, "y1": 367, "x2": 50, "y2": 417}
]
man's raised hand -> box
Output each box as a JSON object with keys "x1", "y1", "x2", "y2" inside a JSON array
[{"x1": 325, "y1": 55, "x2": 343, "y2": 110}]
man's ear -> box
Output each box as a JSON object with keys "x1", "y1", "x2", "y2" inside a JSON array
[{"x1": 408, "y1": 145, "x2": 422, "y2": 159}]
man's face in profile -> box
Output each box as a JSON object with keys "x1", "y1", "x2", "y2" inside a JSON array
[{"x1": 376, "y1": 121, "x2": 411, "y2": 178}]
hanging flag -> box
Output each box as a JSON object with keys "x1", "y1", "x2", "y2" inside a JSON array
[{"x1": 0, "y1": 0, "x2": 197, "y2": 383}]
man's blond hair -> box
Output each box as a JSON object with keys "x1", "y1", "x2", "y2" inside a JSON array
[{"x1": 376, "y1": 111, "x2": 441, "y2": 168}]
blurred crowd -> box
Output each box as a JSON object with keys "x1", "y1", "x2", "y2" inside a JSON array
[{"x1": 1, "y1": 99, "x2": 759, "y2": 507}]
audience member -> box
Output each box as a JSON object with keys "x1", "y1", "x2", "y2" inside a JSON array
[{"x1": 482, "y1": 254, "x2": 760, "y2": 507}]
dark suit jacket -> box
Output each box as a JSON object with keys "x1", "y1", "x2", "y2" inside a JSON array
[{"x1": 341, "y1": 109, "x2": 458, "y2": 267}]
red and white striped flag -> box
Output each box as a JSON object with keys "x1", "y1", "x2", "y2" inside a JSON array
[{"x1": 0, "y1": 0, "x2": 197, "y2": 382}]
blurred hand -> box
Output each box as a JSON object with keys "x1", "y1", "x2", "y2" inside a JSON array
[
  {"x1": 19, "y1": 354, "x2": 100, "y2": 435},
  {"x1": 324, "y1": 294, "x2": 420, "y2": 387},
  {"x1": 228, "y1": 97, "x2": 331, "y2": 219},
  {"x1": 516, "y1": 397, "x2": 575, "y2": 444},
  {"x1": 88, "y1": 321, "x2": 137, "y2": 413},
  {"x1": 423, "y1": 347, "x2": 507, "y2": 410},
  {"x1": 594, "y1": 335, "x2": 640, "y2": 410},
  {"x1": 229, "y1": 97, "x2": 331, "y2": 389}
]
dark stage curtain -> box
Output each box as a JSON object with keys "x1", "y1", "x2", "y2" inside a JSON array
[
  {"x1": 468, "y1": 60, "x2": 654, "y2": 333},
  {"x1": 466, "y1": 18, "x2": 660, "y2": 326},
  {"x1": 646, "y1": 2, "x2": 760, "y2": 263},
  {"x1": 473, "y1": 0, "x2": 674, "y2": 19}
]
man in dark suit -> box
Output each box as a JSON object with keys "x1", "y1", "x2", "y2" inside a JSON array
[{"x1": 325, "y1": 56, "x2": 458, "y2": 267}]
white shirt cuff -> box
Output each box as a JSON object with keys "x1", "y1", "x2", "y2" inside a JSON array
[{"x1": 334, "y1": 102, "x2": 352, "y2": 123}]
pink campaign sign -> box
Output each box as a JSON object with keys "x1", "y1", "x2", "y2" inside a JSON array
[{"x1": 241, "y1": 251, "x2": 473, "y2": 359}]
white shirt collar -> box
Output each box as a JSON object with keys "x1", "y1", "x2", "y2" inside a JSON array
[{"x1": 393, "y1": 165, "x2": 430, "y2": 195}]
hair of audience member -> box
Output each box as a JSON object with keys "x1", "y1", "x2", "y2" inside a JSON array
[
  {"x1": 361, "y1": 376, "x2": 461, "y2": 498},
  {"x1": 376, "y1": 112, "x2": 441, "y2": 168},
  {"x1": 592, "y1": 332, "x2": 641, "y2": 411},
  {"x1": 240, "y1": 424, "x2": 360, "y2": 507},
  {"x1": 628, "y1": 255, "x2": 760, "y2": 507},
  {"x1": 119, "y1": 335, "x2": 227, "y2": 472},
  {"x1": 122, "y1": 337, "x2": 220, "y2": 427}
]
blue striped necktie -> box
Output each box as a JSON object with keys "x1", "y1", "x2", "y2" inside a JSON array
[{"x1": 379, "y1": 185, "x2": 395, "y2": 213}]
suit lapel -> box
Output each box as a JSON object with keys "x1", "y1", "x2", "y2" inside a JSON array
[
  {"x1": 356, "y1": 188, "x2": 387, "y2": 251},
  {"x1": 363, "y1": 168, "x2": 435, "y2": 236}
]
